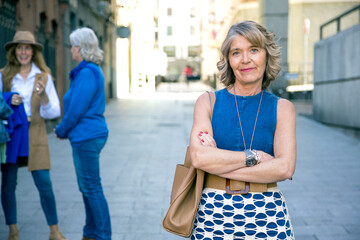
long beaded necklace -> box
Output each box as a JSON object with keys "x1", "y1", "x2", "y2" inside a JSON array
[
  {"x1": 233, "y1": 86, "x2": 264, "y2": 151},
  {"x1": 226, "y1": 86, "x2": 264, "y2": 195}
]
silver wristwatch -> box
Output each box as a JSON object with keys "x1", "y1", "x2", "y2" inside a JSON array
[{"x1": 244, "y1": 149, "x2": 260, "y2": 167}]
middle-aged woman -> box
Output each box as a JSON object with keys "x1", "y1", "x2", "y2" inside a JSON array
[
  {"x1": 0, "y1": 31, "x2": 66, "y2": 240},
  {"x1": 189, "y1": 21, "x2": 296, "y2": 239},
  {"x1": 55, "y1": 27, "x2": 111, "y2": 240}
]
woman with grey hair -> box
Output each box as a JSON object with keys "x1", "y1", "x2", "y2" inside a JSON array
[
  {"x1": 189, "y1": 21, "x2": 296, "y2": 239},
  {"x1": 55, "y1": 27, "x2": 111, "y2": 240}
]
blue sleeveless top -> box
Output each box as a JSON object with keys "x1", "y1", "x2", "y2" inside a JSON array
[{"x1": 212, "y1": 89, "x2": 279, "y2": 156}]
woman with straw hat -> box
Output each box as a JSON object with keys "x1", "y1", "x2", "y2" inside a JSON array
[{"x1": 0, "y1": 31, "x2": 66, "y2": 240}]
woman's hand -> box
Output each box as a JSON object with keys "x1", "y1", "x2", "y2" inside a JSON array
[
  {"x1": 53, "y1": 128, "x2": 65, "y2": 140},
  {"x1": 35, "y1": 80, "x2": 46, "y2": 97},
  {"x1": 256, "y1": 151, "x2": 274, "y2": 163},
  {"x1": 35, "y1": 80, "x2": 49, "y2": 106},
  {"x1": 11, "y1": 94, "x2": 24, "y2": 106},
  {"x1": 198, "y1": 131, "x2": 217, "y2": 148},
  {"x1": 53, "y1": 128, "x2": 58, "y2": 138}
]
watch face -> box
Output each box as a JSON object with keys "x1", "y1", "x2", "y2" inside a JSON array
[
  {"x1": 246, "y1": 158, "x2": 258, "y2": 167},
  {"x1": 245, "y1": 149, "x2": 259, "y2": 167}
]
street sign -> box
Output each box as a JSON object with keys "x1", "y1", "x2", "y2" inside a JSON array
[{"x1": 117, "y1": 26, "x2": 130, "y2": 38}]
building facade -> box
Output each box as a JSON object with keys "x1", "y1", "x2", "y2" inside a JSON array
[
  {"x1": 157, "y1": 0, "x2": 202, "y2": 83},
  {"x1": 0, "y1": 0, "x2": 117, "y2": 102},
  {"x1": 287, "y1": 0, "x2": 359, "y2": 92},
  {"x1": 0, "y1": 0, "x2": 17, "y2": 69}
]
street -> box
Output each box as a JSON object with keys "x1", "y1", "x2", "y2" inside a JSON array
[{"x1": 0, "y1": 82, "x2": 359, "y2": 240}]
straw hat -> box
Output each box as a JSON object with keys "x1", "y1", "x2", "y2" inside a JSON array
[{"x1": 4, "y1": 31, "x2": 43, "y2": 51}]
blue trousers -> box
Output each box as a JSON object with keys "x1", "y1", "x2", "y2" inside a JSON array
[
  {"x1": 71, "y1": 137, "x2": 111, "y2": 240},
  {"x1": 1, "y1": 163, "x2": 58, "y2": 225}
]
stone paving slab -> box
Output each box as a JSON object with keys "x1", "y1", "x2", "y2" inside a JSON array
[{"x1": 0, "y1": 84, "x2": 359, "y2": 239}]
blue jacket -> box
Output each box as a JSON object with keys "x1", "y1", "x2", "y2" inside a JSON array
[
  {"x1": 3, "y1": 92, "x2": 29, "y2": 164},
  {"x1": 55, "y1": 60, "x2": 108, "y2": 143}
]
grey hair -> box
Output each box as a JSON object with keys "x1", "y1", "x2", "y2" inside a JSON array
[
  {"x1": 69, "y1": 27, "x2": 104, "y2": 65},
  {"x1": 217, "y1": 21, "x2": 281, "y2": 89}
]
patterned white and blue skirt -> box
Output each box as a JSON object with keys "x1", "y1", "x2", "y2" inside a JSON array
[{"x1": 190, "y1": 188, "x2": 294, "y2": 240}]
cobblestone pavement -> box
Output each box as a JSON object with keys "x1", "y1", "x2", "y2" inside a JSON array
[{"x1": 0, "y1": 82, "x2": 359, "y2": 239}]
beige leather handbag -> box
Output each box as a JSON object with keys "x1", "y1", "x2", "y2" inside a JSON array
[{"x1": 162, "y1": 91, "x2": 215, "y2": 237}]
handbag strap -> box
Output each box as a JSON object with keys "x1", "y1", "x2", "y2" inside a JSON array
[{"x1": 207, "y1": 91, "x2": 216, "y2": 120}]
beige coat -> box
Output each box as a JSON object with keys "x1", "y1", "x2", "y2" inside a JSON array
[{"x1": 27, "y1": 73, "x2": 51, "y2": 171}]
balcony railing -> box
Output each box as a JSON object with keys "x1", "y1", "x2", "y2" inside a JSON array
[{"x1": 320, "y1": 4, "x2": 360, "y2": 40}]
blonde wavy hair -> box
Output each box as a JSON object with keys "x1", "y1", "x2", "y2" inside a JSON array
[
  {"x1": 217, "y1": 21, "x2": 281, "y2": 89},
  {"x1": 69, "y1": 27, "x2": 104, "y2": 65},
  {"x1": 1, "y1": 45, "x2": 51, "y2": 92}
]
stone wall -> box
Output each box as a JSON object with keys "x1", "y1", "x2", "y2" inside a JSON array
[{"x1": 313, "y1": 24, "x2": 360, "y2": 128}]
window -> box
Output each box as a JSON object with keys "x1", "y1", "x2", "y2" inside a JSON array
[
  {"x1": 167, "y1": 26, "x2": 172, "y2": 36},
  {"x1": 188, "y1": 46, "x2": 200, "y2": 57},
  {"x1": 190, "y1": 7, "x2": 196, "y2": 18},
  {"x1": 190, "y1": 25, "x2": 195, "y2": 35},
  {"x1": 70, "y1": 12, "x2": 76, "y2": 31},
  {"x1": 164, "y1": 46, "x2": 176, "y2": 57}
]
